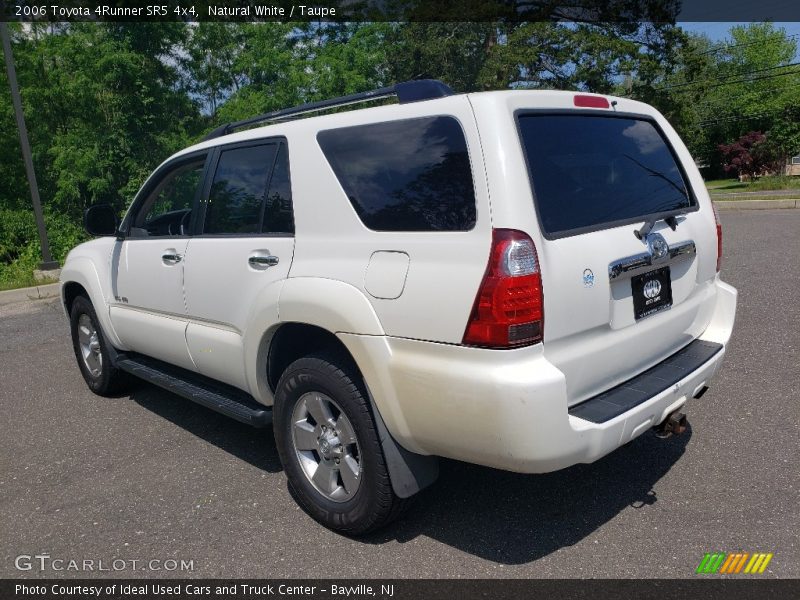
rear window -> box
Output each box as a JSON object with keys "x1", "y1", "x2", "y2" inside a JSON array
[
  {"x1": 205, "y1": 143, "x2": 279, "y2": 235},
  {"x1": 203, "y1": 141, "x2": 294, "y2": 235},
  {"x1": 317, "y1": 116, "x2": 476, "y2": 232},
  {"x1": 518, "y1": 115, "x2": 694, "y2": 238}
]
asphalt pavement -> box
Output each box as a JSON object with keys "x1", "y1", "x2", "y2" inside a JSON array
[{"x1": 0, "y1": 209, "x2": 797, "y2": 579}]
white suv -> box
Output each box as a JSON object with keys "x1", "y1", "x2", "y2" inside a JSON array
[{"x1": 61, "y1": 80, "x2": 737, "y2": 534}]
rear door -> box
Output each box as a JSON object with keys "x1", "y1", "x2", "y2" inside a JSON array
[
  {"x1": 182, "y1": 139, "x2": 295, "y2": 390},
  {"x1": 514, "y1": 110, "x2": 719, "y2": 404}
]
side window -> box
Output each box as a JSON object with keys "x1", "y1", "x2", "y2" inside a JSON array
[
  {"x1": 132, "y1": 158, "x2": 205, "y2": 237},
  {"x1": 204, "y1": 143, "x2": 279, "y2": 235},
  {"x1": 262, "y1": 143, "x2": 294, "y2": 234},
  {"x1": 317, "y1": 116, "x2": 476, "y2": 232}
]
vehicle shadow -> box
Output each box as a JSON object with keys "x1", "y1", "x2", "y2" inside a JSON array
[
  {"x1": 130, "y1": 382, "x2": 690, "y2": 565},
  {"x1": 364, "y1": 426, "x2": 691, "y2": 564},
  {"x1": 130, "y1": 384, "x2": 283, "y2": 474}
]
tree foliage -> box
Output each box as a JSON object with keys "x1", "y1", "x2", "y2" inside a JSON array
[
  {"x1": 634, "y1": 22, "x2": 800, "y2": 175},
  {"x1": 718, "y1": 131, "x2": 768, "y2": 180},
  {"x1": 1, "y1": 19, "x2": 799, "y2": 286}
]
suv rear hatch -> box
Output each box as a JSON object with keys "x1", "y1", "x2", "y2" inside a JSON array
[{"x1": 515, "y1": 107, "x2": 719, "y2": 406}]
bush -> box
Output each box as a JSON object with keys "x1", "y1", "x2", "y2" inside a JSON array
[
  {"x1": 0, "y1": 207, "x2": 87, "y2": 290},
  {"x1": 718, "y1": 131, "x2": 769, "y2": 180},
  {"x1": 0, "y1": 244, "x2": 41, "y2": 290}
]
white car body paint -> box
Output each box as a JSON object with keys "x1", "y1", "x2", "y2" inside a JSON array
[{"x1": 62, "y1": 89, "x2": 737, "y2": 473}]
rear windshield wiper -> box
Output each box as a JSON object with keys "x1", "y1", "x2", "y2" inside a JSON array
[
  {"x1": 635, "y1": 214, "x2": 681, "y2": 240},
  {"x1": 622, "y1": 153, "x2": 690, "y2": 239}
]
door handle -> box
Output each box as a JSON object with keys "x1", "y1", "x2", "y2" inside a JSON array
[
  {"x1": 248, "y1": 255, "x2": 279, "y2": 269},
  {"x1": 162, "y1": 252, "x2": 182, "y2": 264}
]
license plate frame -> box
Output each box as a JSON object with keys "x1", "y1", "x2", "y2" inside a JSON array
[{"x1": 632, "y1": 266, "x2": 673, "y2": 320}]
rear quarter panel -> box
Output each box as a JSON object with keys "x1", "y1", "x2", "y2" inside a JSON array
[{"x1": 284, "y1": 96, "x2": 493, "y2": 344}]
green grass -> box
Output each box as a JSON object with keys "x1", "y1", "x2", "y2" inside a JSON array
[
  {"x1": 706, "y1": 176, "x2": 800, "y2": 194},
  {"x1": 705, "y1": 179, "x2": 747, "y2": 191},
  {"x1": 0, "y1": 276, "x2": 58, "y2": 292}
]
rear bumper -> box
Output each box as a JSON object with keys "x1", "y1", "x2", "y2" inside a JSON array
[
  {"x1": 567, "y1": 339, "x2": 722, "y2": 424},
  {"x1": 340, "y1": 278, "x2": 737, "y2": 474}
]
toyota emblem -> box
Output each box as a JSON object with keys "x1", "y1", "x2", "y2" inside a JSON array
[{"x1": 646, "y1": 233, "x2": 669, "y2": 262}]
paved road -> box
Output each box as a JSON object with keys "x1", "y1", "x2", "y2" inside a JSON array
[{"x1": 1, "y1": 210, "x2": 798, "y2": 579}]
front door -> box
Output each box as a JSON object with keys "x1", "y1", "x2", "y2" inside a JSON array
[{"x1": 110, "y1": 152, "x2": 208, "y2": 370}]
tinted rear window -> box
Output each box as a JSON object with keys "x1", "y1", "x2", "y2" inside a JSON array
[
  {"x1": 262, "y1": 143, "x2": 294, "y2": 234},
  {"x1": 317, "y1": 116, "x2": 476, "y2": 231},
  {"x1": 518, "y1": 115, "x2": 694, "y2": 237},
  {"x1": 205, "y1": 144, "x2": 278, "y2": 235}
]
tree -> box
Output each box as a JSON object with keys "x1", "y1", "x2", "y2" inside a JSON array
[
  {"x1": 761, "y1": 105, "x2": 800, "y2": 167},
  {"x1": 183, "y1": 23, "x2": 247, "y2": 117},
  {"x1": 645, "y1": 23, "x2": 800, "y2": 174},
  {"x1": 8, "y1": 23, "x2": 201, "y2": 217},
  {"x1": 383, "y1": 20, "x2": 686, "y2": 94},
  {"x1": 305, "y1": 23, "x2": 390, "y2": 100},
  {"x1": 0, "y1": 23, "x2": 201, "y2": 286},
  {"x1": 718, "y1": 131, "x2": 776, "y2": 180},
  {"x1": 11, "y1": 16, "x2": 792, "y2": 287}
]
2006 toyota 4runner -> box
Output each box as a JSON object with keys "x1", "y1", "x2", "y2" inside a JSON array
[{"x1": 61, "y1": 80, "x2": 737, "y2": 534}]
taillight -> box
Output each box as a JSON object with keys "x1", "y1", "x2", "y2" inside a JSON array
[
  {"x1": 463, "y1": 229, "x2": 544, "y2": 348},
  {"x1": 712, "y1": 202, "x2": 722, "y2": 272}
]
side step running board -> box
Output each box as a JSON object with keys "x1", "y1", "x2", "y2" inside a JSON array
[{"x1": 116, "y1": 355, "x2": 272, "y2": 428}]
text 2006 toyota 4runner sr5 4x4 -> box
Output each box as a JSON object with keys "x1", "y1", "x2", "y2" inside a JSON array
[{"x1": 62, "y1": 80, "x2": 737, "y2": 534}]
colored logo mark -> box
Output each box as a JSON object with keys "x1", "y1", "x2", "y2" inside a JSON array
[{"x1": 696, "y1": 552, "x2": 774, "y2": 574}]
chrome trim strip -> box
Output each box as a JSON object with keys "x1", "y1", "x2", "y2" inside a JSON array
[
  {"x1": 608, "y1": 240, "x2": 696, "y2": 281},
  {"x1": 669, "y1": 240, "x2": 696, "y2": 259}
]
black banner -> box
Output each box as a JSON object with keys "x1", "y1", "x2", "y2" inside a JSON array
[
  {"x1": 3, "y1": 579, "x2": 800, "y2": 600},
  {"x1": 2, "y1": 0, "x2": 800, "y2": 23}
]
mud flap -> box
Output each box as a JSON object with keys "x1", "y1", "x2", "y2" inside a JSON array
[{"x1": 365, "y1": 389, "x2": 439, "y2": 498}]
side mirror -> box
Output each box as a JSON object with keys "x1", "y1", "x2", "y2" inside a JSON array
[{"x1": 84, "y1": 204, "x2": 118, "y2": 236}]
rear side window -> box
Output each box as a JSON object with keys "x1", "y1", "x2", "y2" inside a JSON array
[
  {"x1": 518, "y1": 115, "x2": 694, "y2": 238},
  {"x1": 317, "y1": 116, "x2": 476, "y2": 231},
  {"x1": 204, "y1": 142, "x2": 294, "y2": 235}
]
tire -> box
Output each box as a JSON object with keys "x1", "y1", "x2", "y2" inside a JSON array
[
  {"x1": 273, "y1": 351, "x2": 407, "y2": 535},
  {"x1": 69, "y1": 295, "x2": 131, "y2": 396}
]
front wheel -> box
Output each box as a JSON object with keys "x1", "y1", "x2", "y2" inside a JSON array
[
  {"x1": 69, "y1": 295, "x2": 130, "y2": 396},
  {"x1": 273, "y1": 352, "x2": 406, "y2": 535}
]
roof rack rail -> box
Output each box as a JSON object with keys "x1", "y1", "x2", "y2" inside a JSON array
[{"x1": 203, "y1": 79, "x2": 454, "y2": 141}]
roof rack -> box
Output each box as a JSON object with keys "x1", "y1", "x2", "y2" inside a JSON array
[{"x1": 203, "y1": 79, "x2": 454, "y2": 141}]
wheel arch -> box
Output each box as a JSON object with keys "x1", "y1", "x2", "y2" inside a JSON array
[
  {"x1": 60, "y1": 257, "x2": 124, "y2": 349},
  {"x1": 261, "y1": 319, "x2": 439, "y2": 499},
  {"x1": 243, "y1": 277, "x2": 384, "y2": 405},
  {"x1": 266, "y1": 322, "x2": 353, "y2": 392},
  {"x1": 62, "y1": 280, "x2": 88, "y2": 316}
]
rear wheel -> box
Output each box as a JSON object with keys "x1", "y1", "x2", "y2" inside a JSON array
[
  {"x1": 273, "y1": 351, "x2": 406, "y2": 535},
  {"x1": 69, "y1": 295, "x2": 130, "y2": 396},
  {"x1": 290, "y1": 391, "x2": 363, "y2": 502}
]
